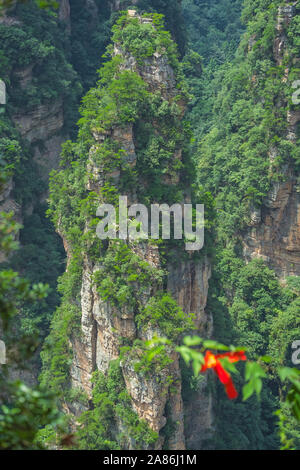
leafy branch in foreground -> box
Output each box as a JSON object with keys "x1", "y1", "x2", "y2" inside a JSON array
[
  {"x1": 278, "y1": 367, "x2": 300, "y2": 422},
  {"x1": 147, "y1": 334, "x2": 300, "y2": 449},
  {"x1": 0, "y1": 177, "x2": 65, "y2": 449}
]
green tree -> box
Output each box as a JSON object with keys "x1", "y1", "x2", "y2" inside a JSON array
[{"x1": 0, "y1": 177, "x2": 62, "y2": 449}]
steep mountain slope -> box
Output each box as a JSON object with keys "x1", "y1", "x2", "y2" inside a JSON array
[
  {"x1": 195, "y1": 0, "x2": 300, "y2": 449},
  {"x1": 1, "y1": 0, "x2": 299, "y2": 451},
  {"x1": 0, "y1": 0, "x2": 187, "y2": 338},
  {"x1": 40, "y1": 11, "x2": 212, "y2": 450},
  {"x1": 0, "y1": 1, "x2": 81, "y2": 336},
  {"x1": 182, "y1": 0, "x2": 244, "y2": 65},
  {"x1": 181, "y1": 0, "x2": 245, "y2": 139}
]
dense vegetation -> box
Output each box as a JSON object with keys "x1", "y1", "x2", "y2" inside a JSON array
[
  {"x1": 188, "y1": 0, "x2": 300, "y2": 449},
  {"x1": 0, "y1": 172, "x2": 62, "y2": 449},
  {"x1": 0, "y1": 1, "x2": 81, "y2": 343},
  {"x1": 38, "y1": 10, "x2": 199, "y2": 449},
  {"x1": 0, "y1": 0, "x2": 300, "y2": 451},
  {"x1": 0, "y1": 0, "x2": 188, "y2": 341},
  {"x1": 182, "y1": 0, "x2": 244, "y2": 136}
]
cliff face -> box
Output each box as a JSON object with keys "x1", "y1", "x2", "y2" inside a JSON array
[
  {"x1": 70, "y1": 249, "x2": 211, "y2": 449},
  {"x1": 0, "y1": 178, "x2": 22, "y2": 263},
  {"x1": 58, "y1": 0, "x2": 70, "y2": 25},
  {"x1": 51, "y1": 11, "x2": 212, "y2": 450},
  {"x1": 0, "y1": 0, "x2": 72, "y2": 228},
  {"x1": 12, "y1": 99, "x2": 66, "y2": 189},
  {"x1": 1, "y1": 3, "x2": 211, "y2": 449},
  {"x1": 9, "y1": 4, "x2": 68, "y2": 172},
  {"x1": 243, "y1": 1, "x2": 300, "y2": 279},
  {"x1": 0, "y1": 0, "x2": 76, "y2": 389}
]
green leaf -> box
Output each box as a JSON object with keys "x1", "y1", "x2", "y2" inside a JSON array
[
  {"x1": 219, "y1": 357, "x2": 238, "y2": 375},
  {"x1": 254, "y1": 378, "x2": 263, "y2": 396},
  {"x1": 176, "y1": 346, "x2": 192, "y2": 365},
  {"x1": 259, "y1": 355, "x2": 272, "y2": 364},
  {"x1": 243, "y1": 381, "x2": 254, "y2": 401},
  {"x1": 279, "y1": 367, "x2": 300, "y2": 383},
  {"x1": 202, "y1": 339, "x2": 230, "y2": 351},
  {"x1": 183, "y1": 336, "x2": 202, "y2": 346},
  {"x1": 192, "y1": 358, "x2": 202, "y2": 377}
]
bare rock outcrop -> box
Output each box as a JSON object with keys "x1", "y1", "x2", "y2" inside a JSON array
[
  {"x1": 243, "y1": 1, "x2": 300, "y2": 279},
  {"x1": 68, "y1": 12, "x2": 212, "y2": 450}
]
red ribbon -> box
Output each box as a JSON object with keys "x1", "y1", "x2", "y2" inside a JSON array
[{"x1": 200, "y1": 350, "x2": 247, "y2": 399}]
